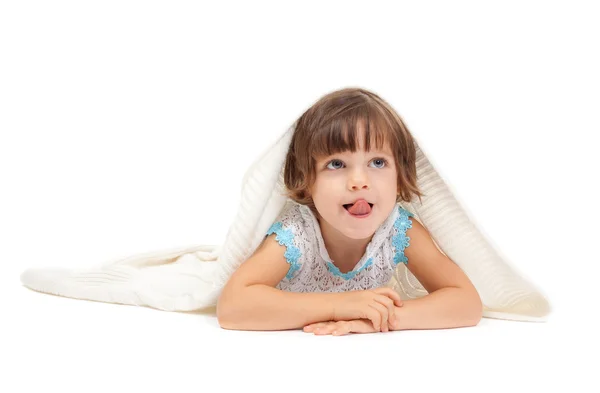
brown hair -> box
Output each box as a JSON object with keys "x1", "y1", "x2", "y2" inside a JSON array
[{"x1": 283, "y1": 87, "x2": 425, "y2": 211}]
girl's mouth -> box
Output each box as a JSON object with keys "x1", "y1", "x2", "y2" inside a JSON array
[{"x1": 343, "y1": 203, "x2": 374, "y2": 218}]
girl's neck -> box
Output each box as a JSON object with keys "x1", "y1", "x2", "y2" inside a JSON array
[{"x1": 316, "y1": 214, "x2": 374, "y2": 273}]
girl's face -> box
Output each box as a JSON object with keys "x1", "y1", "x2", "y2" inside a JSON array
[{"x1": 309, "y1": 134, "x2": 398, "y2": 241}]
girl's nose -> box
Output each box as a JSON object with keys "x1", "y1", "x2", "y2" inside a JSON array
[{"x1": 348, "y1": 173, "x2": 370, "y2": 190}]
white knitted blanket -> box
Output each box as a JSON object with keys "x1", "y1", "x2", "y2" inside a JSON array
[{"x1": 20, "y1": 126, "x2": 551, "y2": 322}]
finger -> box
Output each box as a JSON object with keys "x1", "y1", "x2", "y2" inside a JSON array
[
  {"x1": 368, "y1": 302, "x2": 389, "y2": 332},
  {"x1": 314, "y1": 323, "x2": 338, "y2": 335},
  {"x1": 377, "y1": 287, "x2": 404, "y2": 307},
  {"x1": 365, "y1": 307, "x2": 382, "y2": 332},
  {"x1": 370, "y1": 301, "x2": 389, "y2": 332},
  {"x1": 332, "y1": 321, "x2": 352, "y2": 336},
  {"x1": 385, "y1": 287, "x2": 404, "y2": 307},
  {"x1": 303, "y1": 322, "x2": 329, "y2": 332},
  {"x1": 303, "y1": 322, "x2": 322, "y2": 331},
  {"x1": 346, "y1": 319, "x2": 377, "y2": 334},
  {"x1": 375, "y1": 295, "x2": 396, "y2": 326},
  {"x1": 374, "y1": 287, "x2": 402, "y2": 306}
]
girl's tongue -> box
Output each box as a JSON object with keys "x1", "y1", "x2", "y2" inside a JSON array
[{"x1": 346, "y1": 199, "x2": 371, "y2": 215}]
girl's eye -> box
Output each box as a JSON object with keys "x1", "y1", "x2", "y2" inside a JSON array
[
  {"x1": 326, "y1": 159, "x2": 344, "y2": 170},
  {"x1": 325, "y1": 158, "x2": 388, "y2": 170},
  {"x1": 372, "y1": 159, "x2": 387, "y2": 168}
]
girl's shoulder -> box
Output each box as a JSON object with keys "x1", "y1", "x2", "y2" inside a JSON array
[
  {"x1": 267, "y1": 201, "x2": 309, "y2": 235},
  {"x1": 265, "y1": 201, "x2": 319, "y2": 253},
  {"x1": 265, "y1": 201, "x2": 315, "y2": 281}
]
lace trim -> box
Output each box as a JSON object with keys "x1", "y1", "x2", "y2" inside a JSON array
[
  {"x1": 266, "y1": 222, "x2": 302, "y2": 280},
  {"x1": 392, "y1": 208, "x2": 414, "y2": 265},
  {"x1": 325, "y1": 257, "x2": 374, "y2": 280}
]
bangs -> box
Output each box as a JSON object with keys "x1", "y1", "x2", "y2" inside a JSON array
[{"x1": 309, "y1": 103, "x2": 396, "y2": 160}]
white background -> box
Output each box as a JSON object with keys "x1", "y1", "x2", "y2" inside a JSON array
[{"x1": 2, "y1": 1, "x2": 598, "y2": 392}]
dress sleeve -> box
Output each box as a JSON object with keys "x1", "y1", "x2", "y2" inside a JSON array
[
  {"x1": 265, "y1": 206, "x2": 304, "y2": 280},
  {"x1": 392, "y1": 206, "x2": 415, "y2": 266}
]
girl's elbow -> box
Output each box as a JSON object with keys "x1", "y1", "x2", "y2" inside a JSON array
[
  {"x1": 467, "y1": 308, "x2": 483, "y2": 326},
  {"x1": 466, "y1": 292, "x2": 483, "y2": 326},
  {"x1": 216, "y1": 296, "x2": 238, "y2": 329},
  {"x1": 217, "y1": 308, "x2": 241, "y2": 330},
  {"x1": 216, "y1": 307, "x2": 232, "y2": 329}
]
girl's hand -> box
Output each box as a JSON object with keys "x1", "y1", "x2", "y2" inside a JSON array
[
  {"x1": 303, "y1": 318, "x2": 396, "y2": 336},
  {"x1": 332, "y1": 288, "x2": 403, "y2": 332}
]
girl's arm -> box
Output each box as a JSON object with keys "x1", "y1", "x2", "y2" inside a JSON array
[
  {"x1": 303, "y1": 286, "x2": 480, "y2": 336},
  {"x1": 396, "y1": 216, "x2": 484, "y2": 328},
  {"x1": 217, "y1": 233, "x2": 339, "y2": 331},
  {"x1": 303, "y1": 286, "x2": 480, "y2": 335},
  {"x1": 218, "y1": 283, "x2": 339, "y2": 331},
  {"x1": 390, "y1": 287, "x2": 482, "y2": 330}
]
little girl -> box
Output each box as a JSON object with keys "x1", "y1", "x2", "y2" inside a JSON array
[{"x1": 216, "y1": 87, "x2": 483, "y2": 335}]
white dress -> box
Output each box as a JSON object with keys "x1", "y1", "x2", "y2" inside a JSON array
[{"x1": 265, "y1": 202, "x2": 415, "y2": 293}]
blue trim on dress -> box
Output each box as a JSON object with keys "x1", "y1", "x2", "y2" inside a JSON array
[
  {"x1": 325, "y1": 258, "x2": 374, "y2": 280},
  {"x1": 266, "y1": 222, "x2": 302, "y2": 280},
  {"x1": 392, "y1": 207, "x2": 414, "y2": 266}
]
